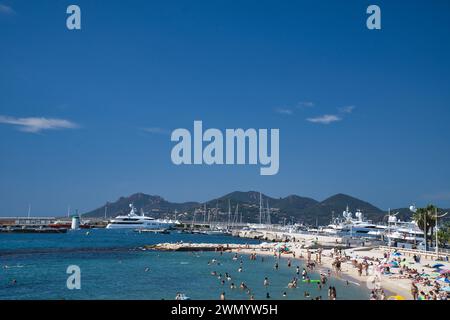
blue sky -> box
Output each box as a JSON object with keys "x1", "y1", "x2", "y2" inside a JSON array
[{"x1": 1, "y1": 0, "x2": 450, "y2": 216}]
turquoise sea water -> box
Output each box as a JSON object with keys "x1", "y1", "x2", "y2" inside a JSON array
[{"x1": 0, "y1": 229, "x2": 370, "y2": 300}]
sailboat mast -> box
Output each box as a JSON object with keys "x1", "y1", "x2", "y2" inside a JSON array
[
  {"x1": 27, "y1": 204, "x2": 31, "y2": 218},
  {"x1": 227, "y1": 200, "x2": 231, "y2": 229},
  {"x1": 204, "y1": 204, "x2": 207, "y2": 225},
  {"x1": 215, "y1": 201, "x2": 218, "y2": 227},
  {"x1": 240, "y1": 205, "x2": 242, "y2": 224},
  {"x1": 191, "y1": 211, "x2": 195, "y2": 229},
  {"x1": 259, "y1": 192, "x2": 262, "y2": 225}
]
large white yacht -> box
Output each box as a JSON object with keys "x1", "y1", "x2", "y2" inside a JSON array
[
  {"x1": 322, "y1": 206, "x2": 387, "y2": 236},
  {"x1": 383, "y1": 214, "x2": 425, "y2": 248},
  {"x1": 106, "y1": 204, "x2": 179, "y2": 230}
]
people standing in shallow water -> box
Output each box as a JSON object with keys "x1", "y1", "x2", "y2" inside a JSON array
[
  {"x1": 264, "y1": 277, "x2": 270, "y2": 287},
  {"x1": 411, "y1": 282, "x2": 419, "y2": 300},
  {"x1": 220, "y1": 292, "x2": 225, "y2": 300},
  {"x1": 330, "y1": 287, "x2": 337, "y2": 300},
  {"x1": 274, "y1": 262, "x2": 279, "y2": 270}
]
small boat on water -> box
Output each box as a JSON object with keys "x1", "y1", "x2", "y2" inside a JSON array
[
  {"x1": 135, "y1": 229, "x2": 170, "y2": 234},
  {"x1": 175, "y1": 293, "x2": 190, "y2": 300}
]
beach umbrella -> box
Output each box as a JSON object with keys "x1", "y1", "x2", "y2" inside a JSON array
[
  {"x1": 439, "y1": 269, "x2": 450, "y2": 275},
  {"x1": 432, "y1": 263, "x2": 445, "y2": 269},
  {"x1": 388, "y1": 295, "x2": 406, "y2": 300},
  {"x1": 440, "y1": 287, "x2": 450, "y2": 292},
  {"x1": 392, "y1": 252, "x2": 402, "y2": 257},
  {"x1": 430, "y1": 272, "x2": 441, "y2": 278},
  {"x1": 437, "y1": 277, "x2": 450, "y2": 283}
]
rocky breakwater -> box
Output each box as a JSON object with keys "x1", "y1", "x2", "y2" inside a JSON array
[{"x1": 143, "y1": 243, "x2": 270, "y2": 252}]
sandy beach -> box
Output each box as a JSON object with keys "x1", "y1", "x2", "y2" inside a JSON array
[
  {"x1": 232, "y1": 242, "x2": 449, "y2": 300},
  {"x1": 148, "y1": 231, "x2": 449, "y2": 301}
]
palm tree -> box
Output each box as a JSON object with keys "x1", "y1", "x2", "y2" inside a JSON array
[
  {"x1": 437, "y1": 223, "x2": 450, "y2": 247},
  {"x1": 413, "y1": 205, "x2": 437, "y2": 251}
]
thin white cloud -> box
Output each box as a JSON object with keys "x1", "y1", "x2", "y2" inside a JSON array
[
  {"x1": 0, "y1": 115, "x2": 79, "y2": 133},
  {"x1": 275, "y1": 101, "x2": 314, "y2": 115},
  {"x1": 142, "y1": 127, "x2": 171, "y2": 135},
  {"x1": 339, "y1": 105, "x2": 355, "y2": 114},
  {"x1": 275, "y1": 108, "x2": 293, "y2": 115},
  {"x1": 0, "y1": 4, "x2": 15, "y2": 15},
  {"x1": 297, "y1": 101, "x2": 315, "y2": 108},
  {"x1": 306, "y1": 114, "x2": 341, "y2": 125}
]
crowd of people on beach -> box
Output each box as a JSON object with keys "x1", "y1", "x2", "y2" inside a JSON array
[
  {"x1": 343, "y1": 248, "x2": 449, "y2": 300},
  {"x1": 206, "y1": 243, "x2": 449, "y2": 301}
]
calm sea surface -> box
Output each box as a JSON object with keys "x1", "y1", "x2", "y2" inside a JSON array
[{"x1": 0, "y1": 229, "x2": 370, "y2": 300}]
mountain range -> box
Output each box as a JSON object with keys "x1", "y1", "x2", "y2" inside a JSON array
[{"x1": 83, "y1": 191, "x2": 448, "y2": 225}]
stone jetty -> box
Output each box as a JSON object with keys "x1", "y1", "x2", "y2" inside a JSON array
[{"x1": 143, "y1": 243, "x2": 270, "y2": 252}]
